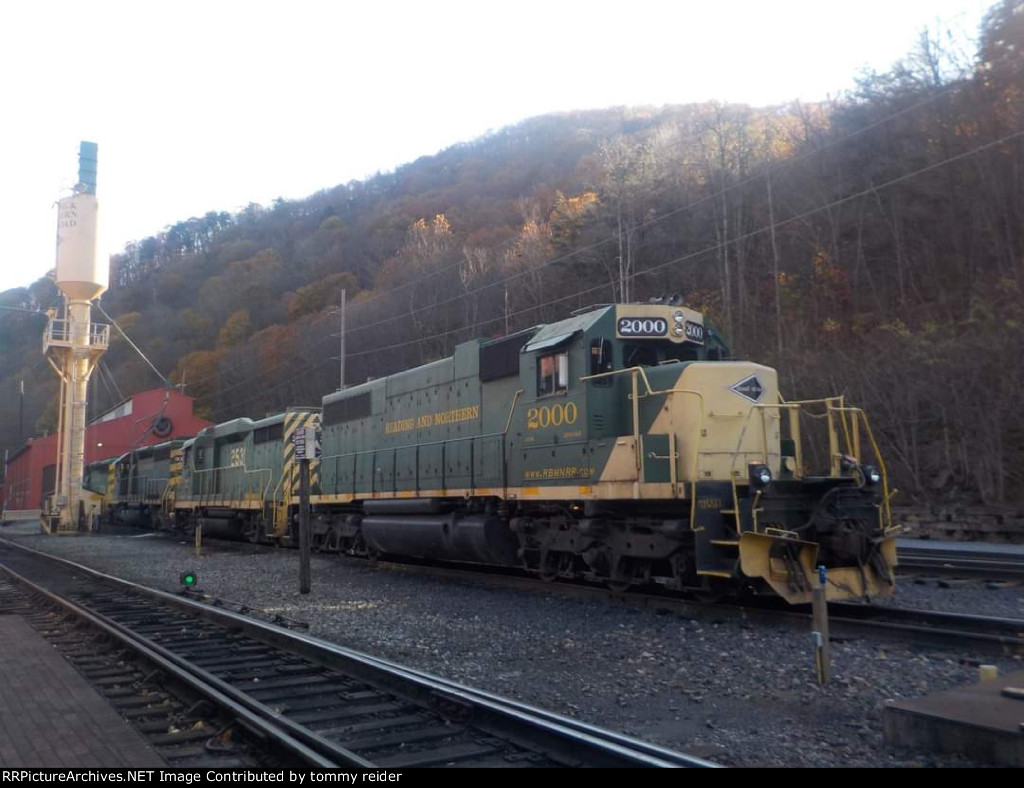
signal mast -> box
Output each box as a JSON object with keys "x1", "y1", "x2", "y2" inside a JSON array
[{"x1": 41, "y1": 142, "x2": 110, "y2": 534}]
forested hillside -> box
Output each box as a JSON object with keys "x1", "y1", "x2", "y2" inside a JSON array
[{"x1": 2, "y1": 1, "x2": 1022, "y2": 503}]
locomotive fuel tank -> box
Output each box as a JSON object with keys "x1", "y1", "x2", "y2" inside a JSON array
[{"x1": 361, "y1": 512, "x2": 521, "y2": 566}]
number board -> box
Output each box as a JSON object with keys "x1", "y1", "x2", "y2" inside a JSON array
[
  {"x1": 292, "y1": 426, "x2": 322, "y2": 459},
  {"x1": 617, "y1": 317, "x2": 668, "y2": 337},
  {"x1": 683, "y1": 320, "x2": 704, "y2": 344}
]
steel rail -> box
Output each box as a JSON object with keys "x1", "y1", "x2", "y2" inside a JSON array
[
  {"x1": 0, "y1": 561, "x2": 341, "y2": 768},
  {"x1": 343, "y1": 552, "x2": 1024, "y2": 657},
  {"x1": 0, "y1": 536, "x2": 718, "y2": 768},
  {"x1": 124, "y1": 531, "x2": 1024, "y2": 659},
  {"x1": 896, "y1": 546, "x2": 1024, "y2": 580}
]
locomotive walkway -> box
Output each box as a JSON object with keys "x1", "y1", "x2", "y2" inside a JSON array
[{"x1": 0, "y1": 614, "x2": 165, "y2": 767}]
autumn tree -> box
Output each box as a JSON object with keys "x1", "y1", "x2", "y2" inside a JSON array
[{"x1": 217, "y1": 309, "x2": 252, "y2": 348}]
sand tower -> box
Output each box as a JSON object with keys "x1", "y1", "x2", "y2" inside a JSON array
[{"x1": 41, "y1": 142, "x2": 110, "y2": 533}]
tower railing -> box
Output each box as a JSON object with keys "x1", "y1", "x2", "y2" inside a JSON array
[{"x1": 43, "y1": 320, "x2": 110, "y2": 353}]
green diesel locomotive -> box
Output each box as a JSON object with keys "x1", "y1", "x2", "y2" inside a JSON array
[{"x1": 160, "y1": 300, "x2": 896, "y2": 604}]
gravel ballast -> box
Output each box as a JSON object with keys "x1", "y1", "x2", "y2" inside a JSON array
[{"x1": 1, "y1": 522, "x2": 1020, "y2": 768}]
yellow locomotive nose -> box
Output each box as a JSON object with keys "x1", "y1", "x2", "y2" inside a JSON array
[
  {"x1": 739, "y1": 530, "x2": 897, "y2": 604},
  {"x1": 653, "y1": 359, "x2": 898, "y2": 603}
]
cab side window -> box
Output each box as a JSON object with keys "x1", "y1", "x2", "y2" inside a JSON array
[{"x1": 537, "y1": 351, "x2": 569, "y2": 396}]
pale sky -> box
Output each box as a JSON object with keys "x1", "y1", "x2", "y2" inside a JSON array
[{"x1": 0, "y1": 0, "x2": 994, "y2": 294}]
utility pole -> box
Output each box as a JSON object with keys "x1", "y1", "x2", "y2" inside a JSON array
[
  {"x1": 293, "y1": 424, "x2": 317, "y2": 595},
  {"x1": 766, "y1": 138, "x2": 783, "y2": 358},
  {"x1": 18, "y1": 380, "x2": 24, "y2": 442},
  {"x1": 299, "y1": 455, "x2": 311, "y2": 594},
  {"x1": 339, "y1": 289, "x2": 346, "y2": 391}
]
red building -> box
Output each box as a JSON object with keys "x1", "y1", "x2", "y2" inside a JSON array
[{"x1": 2, "y1": 388, "x2": 212, "y2": 519}]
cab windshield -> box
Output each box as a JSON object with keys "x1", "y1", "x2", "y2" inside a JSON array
[{"x1": 622, "y1": 341, "x2": 701, "y2": 368}]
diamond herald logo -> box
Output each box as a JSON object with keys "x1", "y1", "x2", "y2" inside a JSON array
[{"x1": 730, "y1": 374, "x2": 765, "y2": 403}]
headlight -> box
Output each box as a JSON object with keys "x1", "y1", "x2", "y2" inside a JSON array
[
  {"x1": 750, "y1": 464, "x2": 772, "y2": 488},
  {"x1": 673, "y1": 309, "x2": 685, "y2": 322},
  {"x1": 862, "y1": 465, "x2": 881, "y2": 486},
  {"x1": 673, "y1": 326, "x2": 684, "y2": 336}
]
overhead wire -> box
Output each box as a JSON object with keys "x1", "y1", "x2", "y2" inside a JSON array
[
  {"x1": 0, "y1": 305, "x2": 47, "y2": 315},
  {"x1": 98, "y1": 361, "x2": 126, "y2": 403},
  {"x1": 190, "y1": 80, "x2": 976, "y2": 397},
  {"x1": 330, "y1": 77, "x2": 975, "y2": 339},
  {"x1": 207, "y1": 358, "x2": 336, "y2": 417},
  {"x1": 94, "y1": 303, "x2": 173, "y2": 389},
  {"x1": 200, "y1": 124, "x2": 1024, "y2": 412}
]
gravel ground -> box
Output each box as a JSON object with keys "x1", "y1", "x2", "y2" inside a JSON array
[
  {"x1": 879, "y1": 574, "x2": 1024, "y2": 616},
  {"x1": 1, "y1": 521, "x2": 1020, "y2": 768}
]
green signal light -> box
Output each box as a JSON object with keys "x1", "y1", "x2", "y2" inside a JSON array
[{"x1": 180, "y1": 571, "x2": 198, "y2": 588}]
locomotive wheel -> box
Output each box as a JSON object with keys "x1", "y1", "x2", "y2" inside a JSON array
[
  {"x1": 538, "y1": 551, "x2": 568, "y2": 582},
  {"x1": 606, "y1": 557, "x2": 636, "y2": 593},
  {"x1": 244, "y1": 518, "x2": 264, "y2": 544}
]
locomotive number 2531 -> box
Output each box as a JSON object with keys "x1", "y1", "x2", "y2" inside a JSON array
[{"x1": 527, "y1": 402, "x2": 578, "y2": 429}]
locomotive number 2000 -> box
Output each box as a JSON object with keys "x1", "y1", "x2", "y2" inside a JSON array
[
  {"x1": 527, "y1": 402, "x2": 578, "y2": 430},
  {"x1": 618, "y1": 317, "x2": 668, "y2": 337}
]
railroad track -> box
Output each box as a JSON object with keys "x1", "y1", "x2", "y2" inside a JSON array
[
  {"x1": 208, "y1": 539, "x2": 1024, "y2": 658},
  {"x1": 895, "y1": 541, "x2": 1024, "y2": 581},
  {"x1": 0, "y1": 577, "x2": 272, "y2": 768},
  {"x1": 323, "y1": 549, "x2": 1024, "y2": 657},
  {"x1": 826, "y1": 602, "x2": 1024, "y2": 656},
  {"x1": 0, "y1": 538, "x2": 716, "y2": 769}
]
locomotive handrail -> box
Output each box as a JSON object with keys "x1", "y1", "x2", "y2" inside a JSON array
[
  {"x1": 826, "y1": 406, "x2": 894, "y2": 527},
  {"x1": 320, "y1": 433, "x2": 504, "y2": 495},
  {"x1": 270, "y1": 462, "x2": 289, "y2": 510},
  {"x1": 750, "y1": 399, "x2": 893, "y2": 527},
  {"x1": 504, "y1": 389, "x2": 524, "y2": 434},
  {"x1": 749, "y1": 402, "x2": 804, "y2": 474},
  {"x1": 161, "y1": 476, "x2": 179, "y2": 513},
  {"x1": 318, "y1": 388, "x2": 524, "y2": 498},
  {"x1": 320, "y1": 429, "x2": 510, "y2": 461},
  {"x1": 580, "y1": 366, "x2": 705, "y2": 495},
  {"x1": 319, "y1": 388, "x2": 525, "y2": 463},
  {"x1": 190, "y1": 463, "x2": 273, "y2": 507},
  {"x1": 144, "y1": 478, "x2": 168, "y2": 503}
]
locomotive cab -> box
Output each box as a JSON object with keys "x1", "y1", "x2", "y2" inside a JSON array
[{"x1": 511, "y1": 301, "x2": 896, "y2": 603}]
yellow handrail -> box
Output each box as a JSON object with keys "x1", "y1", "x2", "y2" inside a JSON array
[
  {"x1": 580, "y1": 366, "x2": 704, "y2": 498},
  {"x1": 191, "y1": 463, "x2": 273, "y2": 506},
  {"x1": 827, "y1": 406, "x2": 894, "y2": 527},
  {"x1": 752, "y1": 399, "x2": 893, "y2": 527}
]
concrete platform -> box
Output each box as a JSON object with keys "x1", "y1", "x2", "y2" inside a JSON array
[
  {"x1": 883, "y1": 670, "x2": 1024, "y2": 766},
  {"x1": 0, "y1": 615, "x2": 166, "y2": 767}
]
